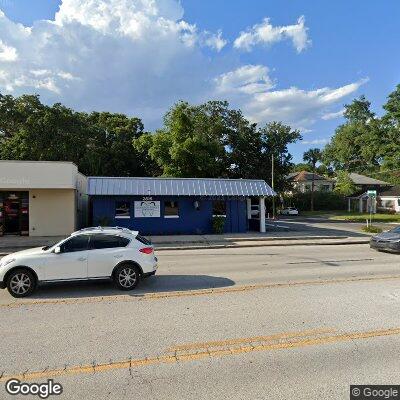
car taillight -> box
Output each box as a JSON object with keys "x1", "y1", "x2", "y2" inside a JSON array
[{"x1": 139, "y1": 247, "x2": 153, "y2": 254}]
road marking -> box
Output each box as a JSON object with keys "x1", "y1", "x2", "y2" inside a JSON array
[
  {"x1": 287, "y1": 258, "x2": 374, "y2": 265},
  {"x1": 2, "y1": 274, "x2": 400, "y2": 308},
  {"x1": 1, "y1": 326, "x2": 400, "y2": 382},
  {"x1": 167, "y1": 328, "x2": 336, "y2": 352}
]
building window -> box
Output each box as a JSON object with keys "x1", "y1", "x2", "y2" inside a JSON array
[
  {"x1": 213, "y1": 200, "x2": 226, "y2": 216},
  {"x1": 321, "y1": 185, "x2": 331, "y2": 192},
  {"x1": 164, "y1": 201, "x2": 179, "y2": 218},
  {"x1": 115, "y1": 201, "x2": 130, "y2": 219}
]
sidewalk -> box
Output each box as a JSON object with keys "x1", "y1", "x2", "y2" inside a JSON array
[{"x1": 0, "y1": 231, "x2": 371, "y2": 255}]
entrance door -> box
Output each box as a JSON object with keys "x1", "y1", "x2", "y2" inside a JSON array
[
  {"x1": 4, "y1": 196, "x2": 20, "y2": 234},
  {"x1": 1, "y1": 192, "x2": 29, "y2": 235}
]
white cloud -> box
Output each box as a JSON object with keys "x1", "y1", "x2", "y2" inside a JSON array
[
  {"x1": 201, "y1": 30, "x2": 227, "y2": 52},
  {"x1": 321, "y1": 109, "x2": 344, "y2": 120},
  {"x1": 215, "y1": 65, "x2": 274, "y2": 95},
  {"x1": 0, "y1": 0, "x2": 227, "y2": 127},
  {"x1": 233, "y1": 16, "x2": 310, "y2": 53},
  {"x1": 214, "y1": 65, "x2": 367, "y2": 130},
  {"x1": 0, "y1": 1, "x2": 365, "y2": 132},
  {"x1": 0, "y1": 39, "x2": 18, "y2": 61},
  {"x1": 302, "y1": 138, "x2": 329, "y2": 145}
]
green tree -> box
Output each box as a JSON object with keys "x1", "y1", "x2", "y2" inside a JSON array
[
  {"x1": 380, "y1": 84, "x2": 400, "y2": 171},
  {"x1": 135, "y1": 101, "x2": 227, "y2": 177},
  {"x1": 0, "y1": 94, "x2": 44, "y2": 138},
  {"x1": 82, "y1": 111, "x2": 153, "y2": 176},
  {"x1": 323, "y1": 95, "x2": 382, "y2": 172},
  {"x1": 0, "y1": 93, "x2": 151, "y2": 177},
  {"x1": 343, "y1": 95, "x2": 374, "y2": 123},
  {"x1": 334, "y1": 171, "x2": 357, "y2": 196},
  {"x1": 259, "y1": 122, "x2": 302, "y2": 192},
  {"x1": 303, "y1": 148, "x2": 322, "y2": 211}
]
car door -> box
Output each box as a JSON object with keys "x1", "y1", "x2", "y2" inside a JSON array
[
  {"x1": 87, "y1": 234, "x2": 131, "y2": 278},
  {"x1": 44, "y1": 235, "x2": 89, "y2": 281}
]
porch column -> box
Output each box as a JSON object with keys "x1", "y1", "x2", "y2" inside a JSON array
[
  {"x1": 246, "y1": 198, "x2": 252, "y2": 219},
  {"x1": 259, "y1": 196, "x2": 266, "y2": 233},
  {"x1": 359, "y1": 197, "x2": 363, "y2": 213},
  {"x1": 347, "y1": 198, "x2": 351, "y2": 212}
]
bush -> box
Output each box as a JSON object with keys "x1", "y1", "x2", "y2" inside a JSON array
[
  {"x1": 361, "y1": 226, "x2": 383, "y2": 233},
  {"x1": 376, "y1": 207, "x2": 396, "y2": 215},
  {"x1": 95, "y1": 216, "x2": 110, "y2": 226},
  {"x1": 212, "y1": 215, "x2": 226, "y2": 234},
  {"x1": 283, "y1": 191, "x2": 347, "y2": 212}
]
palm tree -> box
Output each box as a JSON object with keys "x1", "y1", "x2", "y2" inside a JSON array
[{"x1": 303, "y1": 148, "x2": 322, "y2": 211}]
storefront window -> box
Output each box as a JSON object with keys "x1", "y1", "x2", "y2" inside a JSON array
[
  {"x1": 164, "y1": 201, "x2": 179, "y2": 218},
  {"x1": 115, "y1": 201, "x2": 130, "y2": 219},
  {"x1": 213, "y1": 200, "x2": 226, "y2": 216}
]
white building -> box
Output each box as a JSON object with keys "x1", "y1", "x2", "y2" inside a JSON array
[
  {"x1": 287, "y1": 171, "x2": 334, "y2": 193},
  {"x1": 0, "y1": 161, "x2": 87, "y2": 236}
]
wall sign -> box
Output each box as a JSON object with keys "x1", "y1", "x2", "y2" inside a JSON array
[{"x1": 134, "y1": 201, "x2": 160, "y2": 218}]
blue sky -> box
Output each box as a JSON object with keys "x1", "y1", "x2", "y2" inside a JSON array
[{"x1": 1, "y1": 0, "x2": 399, "y2": 162}]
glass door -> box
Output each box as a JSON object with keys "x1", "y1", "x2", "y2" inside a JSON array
[
  {"x1": 4, "y1": 193, "x2": 21, "y2": 234},
  {"x1": 1, "y1": 192, "x2": 29, "y2": 235}
]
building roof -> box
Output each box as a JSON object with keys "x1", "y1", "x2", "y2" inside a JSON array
[
  {"x1": 88, "y1": 177, "x2": 276, "y2": 197},
  {"x1": 288, "y1": 171, "x2": 333, "y2": 182},
  {"x1": 349, "y1": 173, "x2": 391, "y2": 186},
  {"x1": 379, "y1": 185, "x2": 400, "y2": 197}
]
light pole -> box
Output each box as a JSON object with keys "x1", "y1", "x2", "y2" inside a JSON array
[{"x1": 272, "y1": 154, "x2": 275, "y2": 219}]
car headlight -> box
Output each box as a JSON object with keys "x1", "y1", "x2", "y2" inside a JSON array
[{"x1": 0, "y1": 258, "x2": 16, "y2": 267}]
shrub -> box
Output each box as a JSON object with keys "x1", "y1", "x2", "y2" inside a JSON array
[
  {"x1": 212, "y1": 215, "x2": 226, "y2": 234},
  {"x1": 376, "y1": 207, "x2": 396, "y2": 215},
  {"x1": 361, "y1": 226, "x2": 383, "y2": 233},
  {"x1": 283, "y1": 191, "x2": 347, "y2": 212},
  {"x1": 95, "y1": 216, "x2": 110, "y2": 226}
]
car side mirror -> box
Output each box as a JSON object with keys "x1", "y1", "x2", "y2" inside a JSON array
[{"x1": 54, "y1": 246, "x2": 61, "y2": 254}]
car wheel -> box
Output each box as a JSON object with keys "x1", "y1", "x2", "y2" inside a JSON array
[
  {"x1": 7, "y1": 268, "x2": 36, "y2": 298},
  {"x1": 114, "y1": 264, "x2": 140, "y2": 291}
]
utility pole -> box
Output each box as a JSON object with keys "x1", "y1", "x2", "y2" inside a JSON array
[{"x1": 272, "y1": 153, "x2": 275, "y2": 219}]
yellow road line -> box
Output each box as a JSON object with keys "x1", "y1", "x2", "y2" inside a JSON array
[
  {"x1": 1, "y1": 326, "x2": 400, "y2": 382},
  {"x1": 167, "y1": 328, "x2": 336, "y2": 352},
  {"x1": 2, "y1": 274, "x2": 400, "y2": 308}
]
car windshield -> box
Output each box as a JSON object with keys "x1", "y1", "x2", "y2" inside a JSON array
[
  {"x1": 389, "y1": 226, "x2": 400, "y2": 234},
  {"x1": 42, "y1": 241, "x2": 62, "y2": 250}
]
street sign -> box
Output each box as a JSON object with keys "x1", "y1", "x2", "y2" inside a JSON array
[{"x1": 367, "y1": 190, "x2": 377, "y2": 198}]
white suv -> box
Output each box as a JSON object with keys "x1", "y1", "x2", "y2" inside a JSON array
[{"x1": 0, "y1": 227, "x2": 158, "y2": 298}]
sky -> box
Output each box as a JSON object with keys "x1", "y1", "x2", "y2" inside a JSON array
[{"x1": 0, "y1": 0, "x2": 399, "y2": 162}]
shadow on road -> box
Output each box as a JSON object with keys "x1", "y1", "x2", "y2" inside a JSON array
[{"x1": 27, "y1": 274, "x2": 235, "y2": 300}]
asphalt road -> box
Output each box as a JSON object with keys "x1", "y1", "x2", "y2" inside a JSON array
[{"x1": 1, "y1": 244, "x2": 400, "y2": 399}]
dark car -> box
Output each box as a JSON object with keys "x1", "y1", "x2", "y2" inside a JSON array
[{"x1": 370, "y1": 226, "x2": 400, "y2": 253}]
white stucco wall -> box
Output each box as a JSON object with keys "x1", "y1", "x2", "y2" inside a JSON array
[
  {"x1": 0, "y1": 161, "x2": 88, "y2": 236},
  {"x1": 29, "y1": 189, "x2": 76, "y2": 236},
  {"x1": 0, "y1": 161, "x2": 77, "y2": 189}
]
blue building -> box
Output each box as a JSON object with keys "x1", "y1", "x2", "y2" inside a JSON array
[{"x1": 88, "y1": 177, "x2": 275, "y2": 235}]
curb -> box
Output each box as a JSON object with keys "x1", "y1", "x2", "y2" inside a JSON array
[
  {"x1": 151, "y1": 235, "x2": 351, "y2": 246},
  {"x1": 156, "y1": 239, "x2": 371, "y2": 251},
  {"x1": 0, "y1": 239, "x2": 371, "y2": 256}
]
